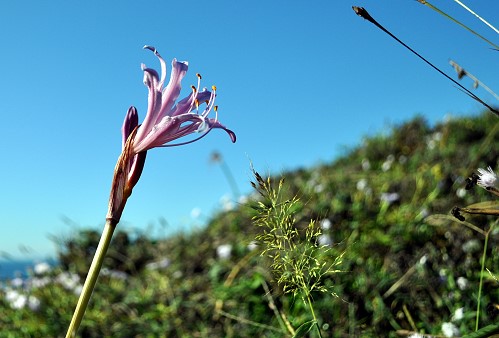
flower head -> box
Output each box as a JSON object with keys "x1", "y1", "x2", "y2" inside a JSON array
[
  {"x1": 133, "y1": 45, "x2": 236, "y2": 153},
  {"x1": 476, "y1": 166, "x2": 498, "y2": 190},
  {"x1": 107, "y1": 46, "x2": 236, "y2": 223}
]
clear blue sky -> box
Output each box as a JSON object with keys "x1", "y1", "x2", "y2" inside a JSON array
[{"x1": 1, "y1": 1, "x2": 498, "y2": 259}]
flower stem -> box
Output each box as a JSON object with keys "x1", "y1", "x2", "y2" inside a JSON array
[
  {"x1": 65, "y1": 219, "x2": 117, "y2": 337},
  {"x1": 304, "y1": 292, "x2": 323, "y2": 338},
  {"x1": 475, "y1": 221, "x2": 495, "y2": 331}
]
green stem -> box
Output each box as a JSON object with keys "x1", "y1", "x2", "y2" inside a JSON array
[
  {"x1": 65, "y1": 219, "x2": 117, "y2": 337},
  {"x1": 304, "y1": 292, "x2": 323, "y2": 338},
  {"x1": 475, "y1": 221, "x2": 495, "y2": 331}
]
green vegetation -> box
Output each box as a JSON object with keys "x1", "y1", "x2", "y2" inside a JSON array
[{"x1": 1, "y1": 112, "x2": 498, "y2": 337}]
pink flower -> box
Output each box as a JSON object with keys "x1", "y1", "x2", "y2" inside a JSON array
[
  {"x1": 107, "y1": 46, "x2": 236, "y2": 223},
  {"x1": 132, "y1": 46, "x2": 235, "y2": 152}
]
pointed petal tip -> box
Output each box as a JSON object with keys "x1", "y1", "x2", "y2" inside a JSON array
[
  {"x1": 227, "y1": 129, "x2": 237, "y2": 143},
  {"x1": 143, "y1": 45, "x2": 157, "y2": 53}
]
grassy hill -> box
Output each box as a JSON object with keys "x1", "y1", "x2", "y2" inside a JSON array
[{"x1": 1, "y1": 112, "x2": 498, "y2": 337}]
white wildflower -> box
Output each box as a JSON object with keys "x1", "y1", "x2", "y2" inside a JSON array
[
  {"x1": 216, "y1": 244, "x2": 232, "y2": 260},
  {"x1": 380, "y1": 192, "x2": 400, "y2": 205},
  {"x1": 452, "y1": 307, "x2": 464, "y2": 321},
  {"x1": 456, "y1": 276, "x2": 469, "y2": 290},
  {"x1": 320, "y1": 219, "x2": 332, "y2": 230},
  {"x1": 441, "y1": 322, "x2": 460, "y2": 337},
  {"x1": 33, "y1": 262, "x2": 51, "y2": 275},
  {"x1": 5, "y1": 289, "x2": 26, "y2": 309},
  {"x1": 362, "y1": 159, "x2": 371, "y2": 171},
  {"x1": 10, "y1": 277, "x2": 24, "y2": 288},
  {"x1": 247, "y1": 241, "x2": 258, "y2": 251},
  {"x1": 101, "y1": 268, "x2": 128, "y2": 280},
  {"x1": 382, "y1": 155, "x2": 395, "y2": 171},
  {"x1": 318, "y1": 234, "x2": 333, "y2": 246},
  {"x1": 30, "y1": 276, "x2": 51, "y2": 289},
  {"x1": 56, "y1": 272, "x2": 81, "y2": 292},
  {"x1": 145, "y1": 258, "x2": 170, "y2": 270},
  {"x1": 476, "y1": 166, "x2": 497, "y2": 189},
  {"x1": 456, "y1": 188, "x2": 466, "y2": 198},
  {"x1": 408, "y1": 334, "x2": 424, "y2": 338},
  {"x1": 28, "y1": 295, "x2": 41, "y2": 311},
  {"x1": 314, "y1": 183, "x2": 324, "y2": 193},
  {"x1": 356, "y1": 178, "x2": 368, "y2": 191}
]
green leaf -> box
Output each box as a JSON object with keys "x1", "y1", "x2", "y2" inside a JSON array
[
  {"x1": 292, "y1": 319, "x2": 316, "y2": 338},
  {"x1": 463, "y1": 322, "x2": 499, "y2": 338}
]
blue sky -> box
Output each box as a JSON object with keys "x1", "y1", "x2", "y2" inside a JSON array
[{"x1": 1, "y1": 1, "x2": 498, "y2": 259}]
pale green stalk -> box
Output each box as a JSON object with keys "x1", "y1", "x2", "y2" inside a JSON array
[
  {"x1": 419, "y1": 1, "x2": 499, "y2": 50},
  {"x1": 475, "y1": 221, "x2": 495, "y2": 331},
  {"x1": 304, "y1": 292, "x2": 323, "y2": 338},
  {"x1": 65, "y1": 219, "x2": 117, "y2": 338},
  {"x1": 453, "y1": 0, "x2": 499, "y2": 35}
]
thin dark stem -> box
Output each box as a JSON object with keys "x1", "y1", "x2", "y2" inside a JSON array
[{"x1": 352, "y1": 6, "x2": 499, "y2": 117}]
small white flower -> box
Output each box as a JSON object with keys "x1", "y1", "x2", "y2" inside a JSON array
[
  {"x1": 5, "y1": 289, "x2": 21, "y2": 303},
  {"x1": 247, "y1": 241, "x2": 258, "y2": 251},
  {"x1": 145, "y1": 258, "x2": 170, "y2": 270},
  {"x1": 456, "y1": 276, "x2": 469, "y2": 290},
  {"x1": 456, "y1": 188, "x2": 466, "y2": 198},
  {"x1": 361, "y1": 159, "x2": 371, "y2": 171},
  {"x1": 314, "y1": 183, "x2": 324, "y2": 193},
  {"x1": 28, "y1": 296, "x2": 41, "y2": 311},
  {"x1": 5, "y1": 289, "x2": 27, "y2": 309},
  {"x1": 56, "y1": 272, "x2": 81, "y2": 291},
  {"x1": 356, "y1": 178, "x2": 368, "y2": 191},
  {"x1": 476, "y1": 166, "x2": 497, "y2": 189},
  {"x1": 441, "y1": 322, "x2": 460, "y2": 337},
  {"x1": 320, "y1": 219, "x2": 332, "y2": 230},
  {"x1": 30, "y1": 276, "x2": 51, "y2": 289},
  {"x1": 101, "y1": 268, "x2": 128, "y2": 280},
  {"x1": 318, "y1": 234, "x2": 333, "y2": 246},
  {"x1": 10, "y1": 277, "x2": 24, "y2": 288},
  {"x1": 452, "y1": 307, "x2": 464, "y2": 321},
  {"x1": 382, "y1": 157, "x2": 394, "y2": 171},
  {"x1": 462, "y1": 239, "x2": 480, "y2": 253},
  {"x1": 34, "y1": 262, "x2": 51, "y2": 275},
  {"x1": 216, "y1": 244, "x2": 232, "y2": 260},
  {"x1": 380, "y1": 192, "x2": 400, "y2": 204},
  {"x1": 408, "y1": 334, "x2": 424, "y2": 338}
]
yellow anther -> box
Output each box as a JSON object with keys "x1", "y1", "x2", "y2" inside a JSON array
[
  {"x1": 195, "y1": 99, "x2": 200, "y2": 108},
  {"x1": 212, "y1": 85, "x2": 217, "y2": 91},
  {"x1": 214, "y1": 105, "x2": 218, "y2": 112}
]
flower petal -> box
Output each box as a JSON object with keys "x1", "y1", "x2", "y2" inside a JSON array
[
  {"x1": 158, "y1": 59, "x2": 189, "y2": 120},
  {"x1": 122, "y1": 106, "x2": 138, "y2": 149},
  {"x1": 207, "y1": 119, "x2": 237, "y2": 143}
]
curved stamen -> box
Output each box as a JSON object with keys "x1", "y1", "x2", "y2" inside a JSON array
[
  {"x1": 186, "y1": 73, "x2": 202, "y2": 113},
  {"x1": 200, "y1": 86, "x2": 217, "y2": 118}
]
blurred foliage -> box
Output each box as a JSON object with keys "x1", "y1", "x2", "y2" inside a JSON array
[{"x1": 1, "y1": 112, "x2": 498, "y2": 337}]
